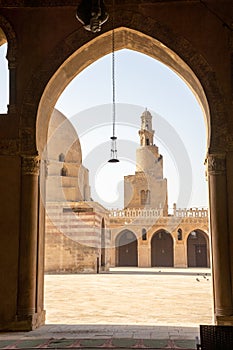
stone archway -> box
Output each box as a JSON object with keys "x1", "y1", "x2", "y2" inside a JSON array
[
  {"x1": 33, "y1": 24, "x2": 217, "y2": 156},
  {"x1": 187, "y1": 230, "x2": 210, "y2": 268},
  {"x1": 16, "y1": 9, "x2": 232, "y2": 328},
  {"x1": 151, "y1": 230, "x2": 174, "y2": 267},
  {"x1": 116, "y1": 230, "x2": 138, "y2": 267}
]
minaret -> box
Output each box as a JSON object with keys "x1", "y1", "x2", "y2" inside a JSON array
[
  {"x1": 124, "y1": 109, "x2": 168, "y2": 215},
  {"x1": 136, "y1": 109, "x2": 162, "y2": 178}
]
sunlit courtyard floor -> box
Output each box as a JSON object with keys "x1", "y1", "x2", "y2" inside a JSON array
[{"x1": 44, "y1": 267, "x2": 214, "y2": 327}]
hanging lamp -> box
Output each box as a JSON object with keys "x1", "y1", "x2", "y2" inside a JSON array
[
  {"x1": 108, "y1": 0, "x2": 119, "y2": 163},
  {"x1": 76, "y1": 0, "x2": 109, "y2": 33}
]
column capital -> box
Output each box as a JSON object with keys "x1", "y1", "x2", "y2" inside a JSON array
[
  {"x1": 21, "y1": 155, "x2": 40, "y2": 176},
  {"x1": 207, "y1": 153, "x2": 226, "y2": 176}
]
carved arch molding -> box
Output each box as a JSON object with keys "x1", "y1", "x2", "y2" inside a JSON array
[
  {"x1": 0, "y1": 15, "x2": 19, "y2": 156},
  {"x1": 21, "y1": 9, "x2": 230, "y2": 154},
  {"x1": 0, "y1": 15, "x2": 17, "y2": 66}
]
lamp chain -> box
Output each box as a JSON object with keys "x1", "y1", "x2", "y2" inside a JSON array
[
  {"x1": 108, "y1": 0, "x2": 119, "y2": 163},
  {"x1": 112, "y1": 27, "x2": 116, "y2": 138},
  {"x1": 112, "y1": 0, "x2": 116, "y2": 138}
]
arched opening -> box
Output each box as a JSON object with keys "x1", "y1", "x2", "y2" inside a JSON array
[
  {"x1": 116, "y1": 230, "x2": 138, "y2": 267},
  {"x1": 140, "y1": 189, "x2": 151, "y2": 206},
  {"x1": 140, "y1": 190, "x2": 146, "y2": 205},
  {"x1": 34, "y1": 25, "x2": 214, "y2": 327},
  {"x1": 142, "y1": 228, "x2": 147, "y2": 241},
  {"x1": 146, "y1": 190, "x2": 150, "y2": 205},
  {"x1": 187, "y1": 230, "x2": 210, "y2": 268},
  {"x1": 59, "y1": 153, "x2": 65, "y2": 162},
  {"x1": 0, "y1": 16, "x2": 17, "y2": 115},
  {"x1": 151, "y1": 230, "x2": 174, "y2": 267},
  {"x1": 60, "y1": 166, "x2": 68, "y2": 177},
  {"x1": 177, "y1": 228, "x2": 183, "y2": 241},
  {"x1": 0, "y1": 41, "x2": 9, "y2": 113},
  {"x1": 36, "y1": 27, "x2": 210, "y2": 157}
]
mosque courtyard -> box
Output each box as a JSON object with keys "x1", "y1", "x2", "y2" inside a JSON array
[{"x1": 44, "y1": 267, "x2": 213, "y2": 327}]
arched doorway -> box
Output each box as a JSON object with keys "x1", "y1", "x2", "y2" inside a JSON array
[
  {"x1": 187, "y1": 230, "x2": 209, "y2": 268},
  {"x1": 116, "y1": 230, "x2": 138, "y2": 267},
  {"x1": 22, "y1": 18, "x2": 230, "y2": 327},
  {"x1": 151, "y1": 230, "x2": 174, "y2": 267},
  {"x1": 0, "y1": 0, "x2": 233, "y2": 331}
]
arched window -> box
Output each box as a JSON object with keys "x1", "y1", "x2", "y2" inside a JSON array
[
  {"x1": 141, "y1": 190, "x2": 150, "y2": 205},
  {"x1": 61, "y1": 166, "x2": 68, "y2": 176},
  {"x1": 59, "y1": 153, "x2": 65, "y2": 162},
  {"x1": 177, "y1": 228, "x2": 182, "y2": 241},
  {"x1": 141, "y1": 190, "x2": 146, "y2": 205},
  {"x1": 146, "y1": 190, "x2": 151, "y2": 204},
  {"x1": 0, "y1": 42, "x2": 9, "y2": 113},
  {"x1": 142, "y1": 228, "x2": 147, "y2": 241}
]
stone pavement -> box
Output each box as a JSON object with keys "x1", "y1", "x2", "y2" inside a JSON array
[
  {"x1": 44, "y1": 267, "x2": 213, "y2": 326},
  {"x1": 0, "y1": 268, "x2": 213, "y2": 349}
]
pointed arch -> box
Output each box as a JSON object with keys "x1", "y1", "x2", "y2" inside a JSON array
[
  {"x1": 60, "y1": 166, "x2": 68, "y2": 177},
  {"x1": 0, "y1": 15, "x2": 17, "y2": 113},
  {"x1": 0, "y1": 15, "x2": 17, "y2": 64},
  {"x1": 25, "y1": 13, "x2": 227, "y2": 155},
  {"x1": 58, "y1": 153, "x2": 65, "y2": 162},
  {"x1": 17, "y1": 10, "x2": 228, "y2": 328},
  {"x1": 140, "y1": 190, "x2": 146, "y2": 205},
  {"x1": 115, "y1": 230, "x2": 138, "y2": 267},
  {"x1": 187, "y1": 229, "x2": 210, "y2": 268},
  {"x1": 151, "y1": 230, "x2": 174, "y2": 267}
]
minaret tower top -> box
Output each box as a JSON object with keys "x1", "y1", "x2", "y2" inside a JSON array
[
  {"x1": 139, "y1": 108, "x2": 155, "y2": 146},
  {"x1": 136, "y1": 108, "x2": 160, "y2": 174}
]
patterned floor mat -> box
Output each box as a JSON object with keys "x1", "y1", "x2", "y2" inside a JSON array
[{"x1": 0, "y1": 338, "x2": 198, "y2": 349}]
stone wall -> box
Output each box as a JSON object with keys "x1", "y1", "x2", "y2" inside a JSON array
[
  {"x1": 45, "y1": 202, "x2": 110, "y2": 273},
  {"x1": 45, "y1": 215, "x2": 99, "y2": 274}
]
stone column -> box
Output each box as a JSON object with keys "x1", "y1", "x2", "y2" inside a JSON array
[
  {"x1": 17, "y1": 155, "x2": 40, "y2": 325},
  {"x1": 138, "y1": 241, "x2": 150, "y2": 267},
  {"x1": 207, "y1": 153, "x2": 233, "y2": 324},
  {"x1": 36, "y1": 159, "x2": 47, "y2": 318},
  {"x1": 174, "y1": 240, "x2": 186, "y2": 268}
]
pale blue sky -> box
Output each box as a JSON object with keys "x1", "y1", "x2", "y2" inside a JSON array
[
  {"x1": 0, "y1": 44, "x2": 9, "y2": 112},
  {"x1": 55, "y1": 49, "x2": 208, "y2": 210},
  {"x1": 0, "y1": 44, "x2": 208, "y2": 210}
]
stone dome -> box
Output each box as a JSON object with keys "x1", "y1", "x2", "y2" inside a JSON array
[
  {"x1": 47, "y1": 109, "x2": 82, "y2": 164},
  {"x1": 141, "y1": 108, "x2": 152, "y2": 119},
  {"x1": 46, "y1": 109, "x2": 90, "y2": 202}
]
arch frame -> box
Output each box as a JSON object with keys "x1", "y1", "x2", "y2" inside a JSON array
[
  {"x1": 115, "y1": 229, "x2": 138, "y2": 267},
  {"x1": 0, "y1": 15, "x2": 17, "y2": 115},
  {"x1": 150, "y1": 229, "x2": 174, "y2": 268},
  {"x1": 115, "y1": 228, "x2": 138, "y2": 246},
  {"x1": 184, "y1": 228, "x2": 209, "y2": 245},
  {"x1": 0, "y1": 15, "x2": 17, "y2": 66},
  {"x1": 18, "y1": 10, "x2": 230, "y2": 156},
  {"x1": 15, "y1": 8, "x2": 233, "y2": 328},
  {"x1": 186, "y1": 229, "x2": 210, "y2": 268}
]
